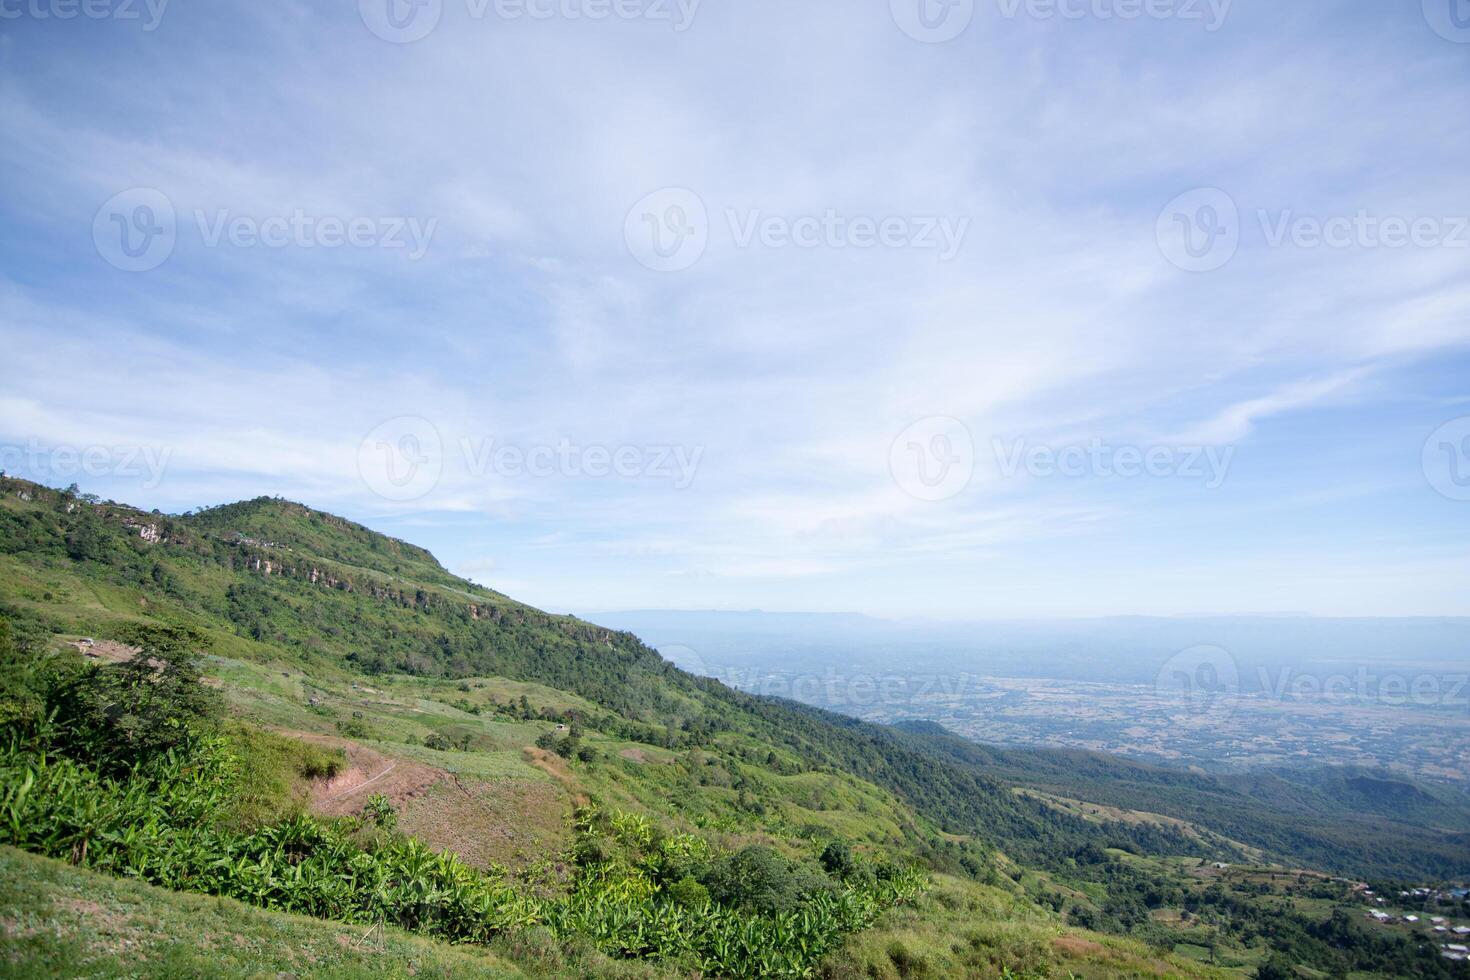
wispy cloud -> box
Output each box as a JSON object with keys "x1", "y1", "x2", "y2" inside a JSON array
[{"x1": 1, "y1": 0, "x2": 1467, "y2": 616}]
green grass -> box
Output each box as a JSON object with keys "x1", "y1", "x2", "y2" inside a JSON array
[
  {"x1": 0, "y1": 845, "x2": 527, "y2": 979},
  {"x1": 817, "y1": 873, "x2": 1230, "y2": 980},
  {"x1": 224, "y1": 724, "x2": 346, "y2": 827}
]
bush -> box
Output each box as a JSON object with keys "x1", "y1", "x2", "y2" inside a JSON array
[
  {"x1": 361, "y1": 792, "x2": 398, "y2": 832},
  {"x1": 666, "y1": 875, "x2": 710, "y2": 909},
  {"x1": 701, "y1": 845, "x2": 831, "y2": 914},
  {"x1": 299, "y1": 746, "x2": 345, "y2": 779},
  {"x1": 335, "y1": 718, "x2": 372, "y2": 739},
  {"x1": 820, "y1": 839, "x2": 857, "y2": 879},
  {"x1": 48, "y1": 623, "x2": 221, "y2": 775}
]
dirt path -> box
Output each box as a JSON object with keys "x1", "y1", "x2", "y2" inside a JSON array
[
  {"x1": 325, "y1": 761, "x2": 398, "y2": 802},
  {"x1": 268, "y1": 730, "x2": 576, "y2": 869},
  {"x1": 276, "y1": 731, "x2": 442, "y2": 818}
]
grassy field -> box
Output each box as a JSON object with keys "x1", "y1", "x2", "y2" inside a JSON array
[
  {"x1": 0, "y1": 845, "x2": 529, "y2": 979},
  {"x1": 816, "y1": 873, "x2": 1236, "y2": 980}
]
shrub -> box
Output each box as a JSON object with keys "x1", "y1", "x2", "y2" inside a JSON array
[
  {"x1": 701, "y1": 845, "x2": 831, "y2": 914},
  {"x1": 362, "y1": 793, "x2": 398, "y2": 832},
  {"x1": 820, "y1": 839, "x2": 857, "y2": 879},
  {"x1": 666, "y1": 875, "x2": 710, "y2": 909}
]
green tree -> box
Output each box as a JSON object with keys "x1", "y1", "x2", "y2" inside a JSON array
[
  {"x1": 701, "y1": 845, "x2": 829, "y2": 914},
  {"x1": 820, "y1": 839, "x2": 857, "y2": 879},
  {"x1": 1254, "y1": 953, "x2": 1297, "y2": 980},
  {"x1": 53, "y1": 623, "x2": 221, "y2": 773}
]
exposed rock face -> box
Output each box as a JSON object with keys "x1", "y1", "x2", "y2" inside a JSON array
[{"x1": 122, "y1": 519, "x2": 163, "y2": 544}]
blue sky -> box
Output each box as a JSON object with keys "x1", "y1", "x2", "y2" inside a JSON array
[{"x1": 1, "y1": 0, "x2": 1468, "y2": 618}]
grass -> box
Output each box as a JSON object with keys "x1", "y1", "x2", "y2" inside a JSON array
[
  {"x1": 0, "y1": 844, "x2": 527, "y2": 979},
  {"x1": 816, "y1": 873, "x2": 1232, "y2": 980},
  {"x1": 224, "y1": 724, "x2": 346, "y2": 827}
]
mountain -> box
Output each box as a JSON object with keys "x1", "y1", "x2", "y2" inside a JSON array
[
  {"x1": 2, "y1": 476, "x2": 1466, "y2": 980},
  {"x1": 890, "y1": 721, "x2": 1470, "y2": 879}
]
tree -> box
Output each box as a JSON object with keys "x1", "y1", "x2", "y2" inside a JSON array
[
  {"x1": 1253, "y1": 953, "x2": 1297, "y2": 980},
  {"x1": 52, "y1": 623, "x2": 221, "y2": 773},
  {"x1": 700, "y1": 845, "x2": 828, "y2": 914},
  {"x1": 820, "y1": 839, "x2": 857, "y2": 879},
  {"x1": 0, "y1": 608, "x2": 90, "y2": 739}
]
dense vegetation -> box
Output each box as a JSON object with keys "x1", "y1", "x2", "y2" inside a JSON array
[
  {"x1": 893, "y1": 721, "x2": 1470, "y2": 880},
  {"x1": 0, "y1": 627, "x2": 924, "y2": 978},
  {"x1": 0, "y1": 480, "x2": 1234, "y2": 873},
  {"x1": 2, "y1": 476, "x2": 1465, "y2": 978}
]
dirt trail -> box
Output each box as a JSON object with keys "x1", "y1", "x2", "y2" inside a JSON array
[
  {"x1": 271, "y1": 731, "x2": 577, "y2": 868},
  {"x1": 279, "y1": 732, "x2": 442, "y2": 817},
  {"x1": 325, "y1": 761, "x2": 398, "y2": 802}
]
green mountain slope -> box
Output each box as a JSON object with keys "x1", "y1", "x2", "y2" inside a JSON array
[
  {"x1": 892, "y1": 721, "x2": 1470, "y2": 880},
  {"x1": 1, "y1": 476, "x2": 1462, "y2": 979},
  {"x1": 0, "y1": 479, "x2": 1209, "y2": 872}
]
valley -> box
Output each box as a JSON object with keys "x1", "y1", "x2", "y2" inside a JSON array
[{"x1": 1, "y1": 477, "x2": 1466, "y2": 978}]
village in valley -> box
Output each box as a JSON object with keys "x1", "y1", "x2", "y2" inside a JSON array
[{"x1": 1358, "y1": 884, "x2": 1470, "y2": 962}]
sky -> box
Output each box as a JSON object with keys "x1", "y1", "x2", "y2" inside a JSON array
[{"x1": 1, "y1": 0, "x2": 1468, "y2": 619}]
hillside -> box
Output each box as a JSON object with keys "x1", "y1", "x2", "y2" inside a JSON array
[
  {"x1": 892, "y1": 721, "x2": 1470, "y2": 880},
  {"x1": 1, "y1": 476, "x2": 1464, "y2": 979}
]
